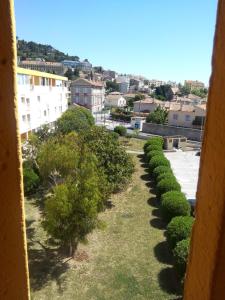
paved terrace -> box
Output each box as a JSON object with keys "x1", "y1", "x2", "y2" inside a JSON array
[{"x1": 164, "y1": 150, "x2": 200, "y2": 204}]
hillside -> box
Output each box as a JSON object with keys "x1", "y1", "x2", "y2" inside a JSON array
[{"x1": 17, "y1": 39, "x2": 80, "y2": 62}]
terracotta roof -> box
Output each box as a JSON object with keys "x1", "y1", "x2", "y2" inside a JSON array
[
  {"x1": 106, "y1": 94, "x2": 125, "y2": 101},
  {"x1": 169, "y1": 103, "x2": 195, "y2": 112},
  {"x1": 195, "y1": 104, "x2": 207, "y2": 110},
  {"x1": 134, "y1": 97, "x2": 163, "y2": 105},
  {"x1": 72, "y1": 78, "x2": 104, "y2": 87}
]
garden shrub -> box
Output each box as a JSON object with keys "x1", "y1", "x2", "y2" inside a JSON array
[
  {"x1": 144, "y1": 137, "x2": 163, "y2": 152},
  {"x1": 173, "y1": 238, "x2": 190, "y2": 279},
  {"x1": 161, "y1": 191, "x2": 191, "y2": 223},
  {"x1": 146, "y1": 150, "x2": 163, "y2": 162},
  {"x1": 157, "y1": 172, "x2": 175, "y2": 183},
  {"x1": 149, "y1": 155, "x2": 170, "y2": 172},
  {"x1": 153, "y1": 165, "x2": 173, "y2": 180},
  {"x1": 23, "y1": 162, "x2": 40, "y2": 195},
  {"x1": 167, "y1": 216, "x2": 194, "y2": 249},
  {"x1": 146, "y1": 143, "x2": 162, "y2": 153},
  {"x1": 114, "y1": 125, "x2": 127, "y2": 136},
  {"x1": 156, "y1": 176, "x2": 181, "y2": 197}
]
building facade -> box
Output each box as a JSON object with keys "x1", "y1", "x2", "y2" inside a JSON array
[
  {"x1": 19, "y1": 60, "x2": 66, "y2": 75},
  {"x1": 105, "y1": 92, "x2": 126, "y2": 108},
  {"x1": 133, "y1": 98, "x2": 164, "y2": 113},
  {"x1": 184, "y1": 80, "x2": 205, "y2": 90},
  {"x1": 17, "y1": 67, "x2": 69, "y2": 139},
  {"x1": 62, "y1": 59, "x2": 92, "y2": 72},
  {"x1": 71, "y1": 78, "x2": 105, "y2": 113}
]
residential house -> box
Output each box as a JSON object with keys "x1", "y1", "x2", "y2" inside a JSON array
[
  {"x1": 71, "y1": 78, "x2": 105, "y2": 113},
  {"x1": 17, "y1": 67, "x2": 69, "y2": 139},
  {"x1": 105, "y1": 92, "x2": 126, "y2": 108},
  {"x1": 133, "y1": 97, "x2": 164, "y2": 113},
  {"x1": 184, "y1": 80, "x2": 205, "y2": 90},
  {"x1": 117, "y1": 75, "x2": 130, "y2": 93}
]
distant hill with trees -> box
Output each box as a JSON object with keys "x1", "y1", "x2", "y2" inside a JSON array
[{"x1": 17, "y1": 38, "x2": 80, "y2": 62}]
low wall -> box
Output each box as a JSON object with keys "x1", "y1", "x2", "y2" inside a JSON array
[{"x1": 142, "y1": 123, "x2": 203, "y2": 141}]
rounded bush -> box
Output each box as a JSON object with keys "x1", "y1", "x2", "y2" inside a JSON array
[
  {"x1": 23, "y1": 163, "x2": 40, "y2": 195},
  {"x1": 146, "y1": 143, "x2": 163, "y2": 153},
  {"x1": 167, "y1": 216, "x2": 194, "y2": 249},
  {"x1": 146, "y1": 150, "x2": 163, "y2": 162},
  {"x1": 149, "y1": 155, "x2": 170, "y2": 172},
  {"x1": 114, "y1": 125, "x2": 127, "y2": 136},
  {"x1": 153, "y1": 165, "x2": 172, "y2": 180},
  {"x1": 157, "y1": 172, "x2": 175, "y2": 183},
  {"x1": 157, "y1": 176, "x2": 181, "y2": 197},
  {"x1": 173, "y1": 238, "x2": 190, "y2": 279},
  {"x1": 161, "y1": 191, "x2": 191, "y2": 223},
  {"x1": 144, "y1": 137, "x2": 163, "y2": 151}
]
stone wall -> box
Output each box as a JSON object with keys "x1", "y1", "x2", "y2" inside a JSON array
[{"x1": 142, "y1": 122, "x2": 203, "y2": 141}]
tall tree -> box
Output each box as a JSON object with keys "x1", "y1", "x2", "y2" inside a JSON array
[{"x1": 146, "y1": 106, "x2": 168, "y2": 124}]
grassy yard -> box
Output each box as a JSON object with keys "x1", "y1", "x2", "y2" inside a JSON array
[
  {"x1": 119, "y1": 137, "x2": 145, "y2": 152},
  {"x1": 25, "y1": 154, "x2": 180, "y2": 300}
]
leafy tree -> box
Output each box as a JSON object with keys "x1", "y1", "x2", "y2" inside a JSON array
[
  {"x1": 56, "y1": 106, "x2": 94, "y2": 135},
  {"x1": 43, "y1": 150, "x2": 102, "y2": 256},
  {"x1": 23, "y1": 161, "x2": 40, "y2": 195},
  {"x1": 154, "y1": 85, "x2": 173, "y2": 101},
  {"x1": 134, "y1": 94, "x2": 145, "y2": 101},
  {"x1": 146, "y1": 106, "x2": 168, "y2": 124},
  {"x1": 81, "y1": 126, "x2": 134, "y2": 192},
  {"x1": 64, "y1": 68, "x2": 74, "y2": 80},
  {"x1": 179, "y1": 84, "x2": 191, "y2": 96},
  {"x1": 114, "y1": 125, "x2": 127, "y2": 136},
  {"x1": 106, "y1": 80, "x2": 120, "y2": 93}
]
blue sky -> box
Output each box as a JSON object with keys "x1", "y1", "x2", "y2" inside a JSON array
[{"x1": 14, "y1": 0, "x2": 218, "y2": 84}]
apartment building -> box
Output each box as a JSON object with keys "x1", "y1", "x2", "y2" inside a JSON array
[
  {"x1": 62, "y1": 59, "x2": 92, "y2": 72},
  {"x1": 184, "y1": 80, "x2": 205, "y2": 90},
  {"x1": 71, "y1": 78, "x2": 105, "y2": 113},
  {"x1": 17, "y1": 67, "x2": 69, "y2": 139},
  {"x1": 19, "y1": 60, "x2": 66, "y2": 75}
]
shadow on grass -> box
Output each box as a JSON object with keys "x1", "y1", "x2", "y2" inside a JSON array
[
  {"x1": 152, "y1": 208, "x2": 161, "y2": 218},
  {"x1": 28, "y1": 248, "x2": 69, "y2": 293},
  {"x1": 147, "y1": 197, "x2": 158, "y2": 208},
  {"x1": 158, "y1": 267, "x2": 181, "y2": 296},
  {"x1": 154, "y1": 241, "x2": 173, "y2": 265},
  {"x1": 149, "y1": 218, "x2": 165, "y2": 230}
]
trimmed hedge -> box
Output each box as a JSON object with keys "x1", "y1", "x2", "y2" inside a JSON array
[
  {"x1": 156, "y1": 176, "x2": 181, "y2": 197},
  {"x1": 146, "y1": 144, "x2": 163, "y2": 153},
  {"x1": 144, "y1": 137, "x2": 163, "y2": 152},
  {"x1": 153, "y1": 165, "x2": 173, "y2": 180},
  {"x1": 157, "y1": 172, "x2": 175, "y2": 183},
  {"x1": 149, "y1": 155, "x2": 170, "y2": 172},
  {"x1": 161, "y1": 191, "x2": 191, "y2": 223},
  {"x1": 173, "y1": 238, "x2": 190, "y2": 279},
  {"x1": 114, "y1": 125, "x2": 127, "y2": 136},
  {"x1": 146, "y1": 150, "x2": 163, "y2": 162},
  {"x1": 167, "y1": 216, "x2": 194, "y2": 249}
]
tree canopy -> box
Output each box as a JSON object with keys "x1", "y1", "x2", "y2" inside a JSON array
[
  {"x1": 146, "y1": 106, "x2": 168, "y2": 125},
  {"x1": 154, "y1": 85, "x2": 173, "y2": 101},
  {"x1": 105, "y1": 80, "x2": 120, "y2": 93}
]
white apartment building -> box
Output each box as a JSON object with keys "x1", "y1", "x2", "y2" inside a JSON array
[
  {"x1": 17, "y1": 67, "x2": 69, "y2": 139},
  {"x1": 71, "y1": 78, "x2": 105, "y2": 113}
]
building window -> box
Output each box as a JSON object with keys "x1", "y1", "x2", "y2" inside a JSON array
[
  {"x1": 26, "y1": 98, "x2": 30, "y2": 105},
  {"x1": 27, "y1": 114, "x2": 31, "y2": 122},
  {"x1": 37, "y1": 96, "x2": 40, "y2": 102},
  {"x1": 185, "y1": 115, "x2": 191, "y2": 121},
  {"x1": 44, "y1": 110, "x2": 47, "y2": 117},
  {"x1": 21, "y1": 97, "x2": 25, "y2": 104},
  {"x1": 22, "y1": 115, "x2": 26, "y2": 122},
  {"x1": 173, "y1": 114, "x2": 178, "y2": 120}
]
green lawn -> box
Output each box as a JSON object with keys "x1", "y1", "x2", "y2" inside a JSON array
[
  {"x1": 25, "y1": 154, "x2": 180, "y2": 300},
  {"x1": 119, "y1": 137, "x2": 145, "y2": 152}
]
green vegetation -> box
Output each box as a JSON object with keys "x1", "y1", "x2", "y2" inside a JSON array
[
  {"x1": 114, "y1": 125, "x2": 127, "y2": 136},
  {"x1": 161, "y1": 191, "x2": 191, "y2": 223},
  {"x1": 166, "y1": 216, "x2": 194, "y2": 249},
  {"x1": 149, "y1": 155, "x2": 170, "y2": 172},
  {"x1": 157, "y1": 177, "x2": 181, "y2": 197},
  {"x1": 153, "y1": 166, "x2": 172, "y2": 180},
  {"x1": 152, "y1": 84, "x2": 173, "y2": 101},
  {"x1": 173, "y1": 238, "x2": 190, "y2": 279},
  {"x1": 106, "y1": 80, "x2": 120, "y2": 93},
  {"x1": 17, "y1": 39, "x2": 79, "y2": 62},
  {"x1": 23, "y1": 161, "x2": 40, "y2": 195},
  {"x1": 146, "y1": 106, "x2": 168, "y2": 125},
  {"x1": 26, "y1": 154, "x2": 179, "y2": 299},
  {"x1": 56, "y1": 106, "x2": 94, "y2": 135}
]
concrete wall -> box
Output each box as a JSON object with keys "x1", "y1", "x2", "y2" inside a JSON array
[{"x1": 143, "y1": 122, "x2": 203, "y2": 141}]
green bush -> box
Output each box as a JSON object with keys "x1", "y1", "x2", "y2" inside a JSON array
[
  {"x1": 114, "y1": 125, "x2": 127, "y2": 136},
  {"x1": 146, "y1": 143, "x2": 162, "y2": 153},
  {"x1": 161, "y1": 191, "x2": 191, "y2": 223},
  {"x1": 153, "y1": 165, "x2": 173, "y2": 180},
  {"x1": 156, "y1": 176, "x2": 181, "y2": 197},
  {"x1": 144, "y1": 137, "x2": 163, "y2": 152},
  {"x1": 167, "y1": 216, "x2": 194, "y2": 249},
  {"x1": 149, "y1": 155, "x2": 170, "y2": 172},
  {"x1": 23, "y1": 163, "x2": 40, "y2": 195},
  {"x1": 157, "y1": 172, "x2": 175, "y2": 183},
  {"x1": 173, "y1": 238, "x2": 190, "y2": 279},
  {"x1": 146, "y1": 150, "x2": 163, "y2": 162}
]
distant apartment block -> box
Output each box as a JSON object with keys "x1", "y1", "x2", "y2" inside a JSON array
[
  {"x1": 184, "y1": 80, "x2": 205, "y2": 90},
  {"x1": 71, "y1": 78, "x2": 105, "y2": 113},
  {"x1": 19, "y1": 60, "x2": 66, "y2": 75},
  {"x1": 149, "y1": 79, "x2": 166, "y2": 87},
  {"x1": 17, "y1": 67, "x2": 69, "y2": 139},
  {"x1": 62, "y1": 59, "x2": 92, "y2": 72}
]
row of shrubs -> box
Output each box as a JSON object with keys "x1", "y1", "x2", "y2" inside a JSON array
[
  {"x1": 144, "y1": 137, "x2": 194, "y2": 281},
  {"x1": 111, "y1": 112, "x2": 132, "y2": 122}
]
